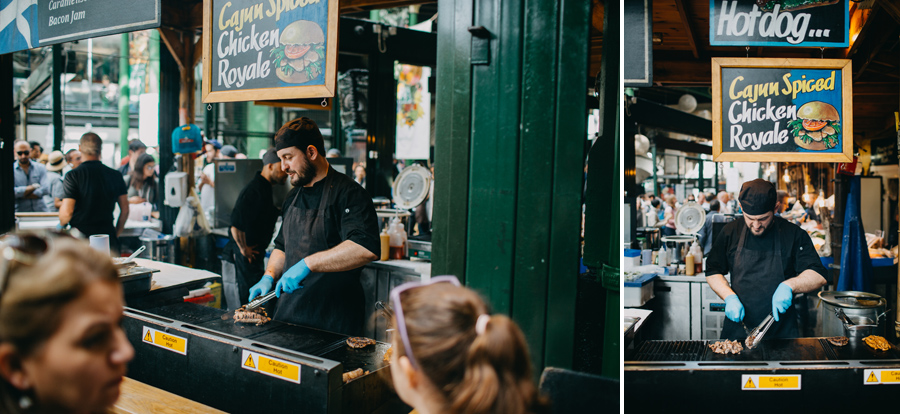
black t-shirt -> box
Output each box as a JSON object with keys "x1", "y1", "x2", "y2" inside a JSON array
[
  {"x1": 230, "y1": 172, "x2": 280, "y2": 249},
  {"x1": 706, "y1": 216, "x2": 827, "y2": 280},
  {"x1": 63, "y1": 160, "x2": 128, "y2": 237},
  {"x1": 274, "y1": 169, "x2": 380, "y2": 257}
]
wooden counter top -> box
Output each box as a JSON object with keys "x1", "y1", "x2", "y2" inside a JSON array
[{"x1": 110, "y1": 378, "x2": 226, "y2": 414}]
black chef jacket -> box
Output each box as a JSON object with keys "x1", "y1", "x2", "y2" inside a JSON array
[
  {"x1": 273, "y1": 174, "x2": 380, "y2": 257},
  {"x1": 706, "y1": 216, "x2": 827, "y2": 282},
  {"x1": 62, "y1": 160, "x2": 128, "y2": 242},
  {"x1": 271, "y1": 169, "x2": 380, "y2": 334}
]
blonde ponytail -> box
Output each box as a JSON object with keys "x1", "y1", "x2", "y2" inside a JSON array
[{"x1": 394, "y1": 284, "x2": 549, "y2": 414}]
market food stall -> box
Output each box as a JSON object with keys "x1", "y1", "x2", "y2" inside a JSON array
[{"x1": 624, "y1": 1, "x2": 900, "y2": 406}]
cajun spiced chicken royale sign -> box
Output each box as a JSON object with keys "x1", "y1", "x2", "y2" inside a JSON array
[
  {"x1": 712, "y1": 58, "x2": 852, "y2": 162},
  {"x1": 202, "y1": 0, "x2": 339, "y2": 103}
]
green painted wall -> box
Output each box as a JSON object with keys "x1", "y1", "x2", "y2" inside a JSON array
[
  {"x1": 245, "y1": 103, "x2": 271, "y2": 158},
  {"x1": 433, "y1": 0, "x2": 592, "y2": 375}
]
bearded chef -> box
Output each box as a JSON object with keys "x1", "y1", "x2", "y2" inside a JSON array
[
  {"x1": 706, "y1": 179, "x2": 827, "y2": 339},
  {"x1": 248, "y1": 117, "x2": 380, "y2": 335}
]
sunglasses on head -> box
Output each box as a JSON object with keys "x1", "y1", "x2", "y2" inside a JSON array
[
  {"x1": 0, "y1": 234, "x2": 51, "y2": 299},
  {"x1": 389, "y1": 275, "x2": 461, "y2": 370},
  {"x1": 16, "y1": 151, "x2": 30, "y2": 156}
]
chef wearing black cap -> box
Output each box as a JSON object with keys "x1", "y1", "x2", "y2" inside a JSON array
[
  {"x1": 706, "y1": 179, "x2": 827, "y2": 339},
  {"x1": 247, "y1": 117, "x2": 380, "y2": 335}
]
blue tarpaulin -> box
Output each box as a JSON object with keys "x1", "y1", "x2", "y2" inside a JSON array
[{"x1": 837, "y1": 176, "x2": 873, "y2": 292}]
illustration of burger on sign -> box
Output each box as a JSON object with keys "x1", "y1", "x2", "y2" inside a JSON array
[
  {"x1": 713, "y1": 58, "x2": 851, "y2": 162},
  {"x1": 205, "y1": 0, "x2": 336, "y2": 101}
]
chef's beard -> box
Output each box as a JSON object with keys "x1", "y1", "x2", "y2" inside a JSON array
[
  {"x1": 747, "y1": 222, "x2": 772, "y2": 237},
  {"x1": 288, "y1": 154, "x2": 318, "y2": 187}
]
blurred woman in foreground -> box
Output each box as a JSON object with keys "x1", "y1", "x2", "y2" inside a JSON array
[
  {"x1": 0, "y1": 233, "x2": 134, "y2": 414},
  {"x1": 389, "y1": 276, "x2": 549, "y2": 414}
]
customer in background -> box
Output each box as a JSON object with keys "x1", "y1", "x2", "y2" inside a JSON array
[
  {"x1": 220, "y1": 145, "x2": 239, "y2": 159},
  {"x1": 198, "y1": 139, "x2": 222, "y2": 215},
  {"x1": 63, "y1": 149, "x2": 82, "y2": 174},
  {"x1": 353, "y1": 163, "x2": 366, "y2": 187},
  {"x1": 661, "y1": 195, "x2": 678, "y2": 236},
  {"x1": 125, "y1": 153, "x2": 157, "y2": 208},
  {"x1": 389, "y1": 277, "x2": 549, "y2": 414},
  {"x1": 717, "y1": 191, "x2": 732, "y2": 214},
  {"x1": 59, "y1": 133, "x2": 129, "y2": 254},
  {"x1": 698, "y1": 199, "x2": 726, "y2": 255},
  {"x1": 42, "y1": 151, "x2": 67, "y2": 212},
  {"x1": 118, "y1": 139, "x2": 147, "y2": 177},
  {"x1": 0, "y1": 234, "x2": 134, "y2": 414},
  {"x1": 645, "y1": 199, "x2": 661, "y2": 227},
  {"x1": 13, "y1": 140, "x2": 48, "y2": 213},
  {"x1": 775, "y1": 190, "x2": 790, "y2": 216},
  {"x1": 27, "y1": 141, "x2": 42, "y2": 162}
]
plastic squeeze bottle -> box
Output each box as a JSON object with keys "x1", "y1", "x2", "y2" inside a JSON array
[
  {"x1": 379, "y1": 227, "x2": 390, "y2": 261},
  {"x1": 690, "y1": 240, "x2": 703, "y2": 275},
  {"x1": 388, "y1": 218, "x2": 406, "y2": 260}
]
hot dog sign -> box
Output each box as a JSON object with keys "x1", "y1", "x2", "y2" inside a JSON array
[
  {"x1": 202, "y1": 0, "x2": 339, "y2": 103},
  {"x1": 712, "y1": 58, "x2": 853, "y2": 162},
  {"x1": 710, "y1": 0, "x2": 848, "y2": 47}
]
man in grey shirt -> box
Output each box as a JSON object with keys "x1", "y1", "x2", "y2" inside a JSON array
[
  {"x1": 43, "y1": 150, "x2": 68, "y2": 212},
  {"x1": 13, "y1": 140, "x2": 48, "y2": 212}
]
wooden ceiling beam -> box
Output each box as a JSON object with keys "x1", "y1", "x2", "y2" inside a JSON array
[
  {"x1": 673, "y1": 0, "x2": 699, "y2": 59},
  {"x1": 875, "y1": 0, "x2": 900, "y2": 24}
]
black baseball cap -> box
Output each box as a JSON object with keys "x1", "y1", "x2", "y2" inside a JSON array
[
  {"x1": 739, "y1": 179, "x2": 777, "y2": 215},
  {"x1": 262, "y1": 149, "x2": 281, "y2": 165}
]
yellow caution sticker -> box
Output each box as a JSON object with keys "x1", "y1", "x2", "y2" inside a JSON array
[
  {"x1": 863, "y1": 369, "x2": 900, "y2": 385},
  {"x1": 741, "y1": 374, "x2": 800, "y2": 390},
  {"x1": 141, "y1": 326, "x2": 187, "y2": 355},
  {"x1": 241, "y1": 350, "x2": 301, "y2": 384}
]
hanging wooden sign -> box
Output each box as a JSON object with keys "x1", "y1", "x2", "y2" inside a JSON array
[
  {"x1": 711, "y1": 58, "x2": 852, "y2": 162},
  {"x1": 202, "y1": 0, "x2": 339, "y2": 103}
]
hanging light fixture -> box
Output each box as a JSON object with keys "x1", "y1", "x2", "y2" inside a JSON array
[{"x1": 783, "y1": 169, "x2": 791, "y2": 183}]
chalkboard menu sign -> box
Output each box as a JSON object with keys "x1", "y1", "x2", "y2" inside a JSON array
[
  {"x1": 202, "y1": 0, "x2": 339, "y2": 103},
  {"x1": 0, "y1": 0, "x2": 160, "y2": 55},
  {"x1": 712, "y1": 58, "x2": 852, "y2": 162},
  {"x1": 710, "y1": 0, "x2": 848, "y2": 47}
]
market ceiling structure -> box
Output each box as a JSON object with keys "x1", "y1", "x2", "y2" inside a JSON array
[{"x1": 639, "y1": 0, "x2": 900, "y2": 141}]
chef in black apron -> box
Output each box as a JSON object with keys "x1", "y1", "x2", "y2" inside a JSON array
[
  {"x1": 247, "y1": 117, "x2": 380, "y2": 336},
  {"x1": 705, "y1": 179, "x2": 827, "y2": 340}
]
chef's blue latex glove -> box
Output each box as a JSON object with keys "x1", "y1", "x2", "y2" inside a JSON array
[
  {"x1": 772, "y1": 282, "x2": 793, "y2": 322},
  {"x1": 724, "y1": 294, "x2": 744, "y2": 323},
  {"x1": 248, "y1": 275, "x2": 274, "y2": 302},
  {"x1": 275, "y1": 259, "x2": 310, "y2": 298}
]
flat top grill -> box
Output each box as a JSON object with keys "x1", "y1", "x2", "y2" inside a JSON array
[
  {"x1": 141, "y1": 302, "x2": 389, "y2": 373},
  {"x1": 631, "y1": 338, "x2": 900, "y2": 363}
]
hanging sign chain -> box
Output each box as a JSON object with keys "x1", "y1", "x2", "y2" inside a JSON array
[
  {"x1": 321, "y1": 98, "x2": 328, "y2": 107},
  {"x1": 207, "y1": 103, "x2": 212, "y2": 111},
  {"x1": 745, "y1": 46, "x2": 750, "y2": 58}
]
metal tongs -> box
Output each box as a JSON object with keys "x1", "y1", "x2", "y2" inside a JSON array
[
  {"x1": 245, "y1": 291, "x2": 277, "y2": 310},
  {"x1": 744, "y1": 313, "x2": 776, "y2": 349},
  {"x1": 834, "y1": 308, "x2": 855, "y2": 326}
]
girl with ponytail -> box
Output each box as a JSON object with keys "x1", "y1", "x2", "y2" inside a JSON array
[{"x1": 389, "y1": 276, "x2": 549, "y2": 414}]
